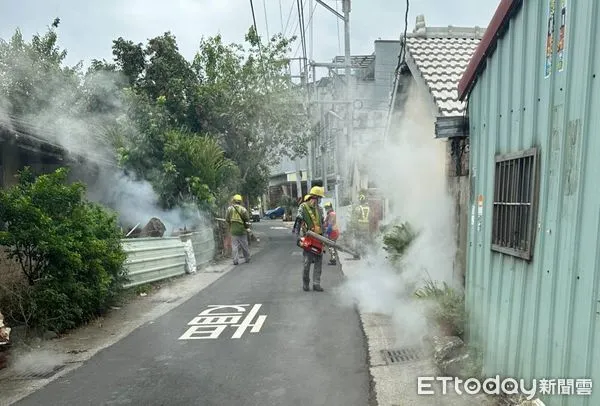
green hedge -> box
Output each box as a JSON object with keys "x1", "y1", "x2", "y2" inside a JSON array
[{"x1": 0, "y1": 167, "x2": 127, "y2": 333}]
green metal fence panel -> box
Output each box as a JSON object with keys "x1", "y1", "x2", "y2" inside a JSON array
[
  {"x1": 121, "y1": 237, "x2": 187, "y2": 288},
  {"x1": 179, "y1": 228, "x2": 216, "y2": 270},
  {"x1": 120, "y1": 225, "x2": 217, "y2": 287}
]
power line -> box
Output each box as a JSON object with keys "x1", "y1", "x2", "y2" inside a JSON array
[
  {"x1": 288, "y1": 0, "x2": 308, "y2": 41},
  {"x1": 249, "y1": 0, "x2": 269, "y2": 88},
  {"x1": 262, "y1": 0, "x2": 271, "y2": 39},
  {"x1": 249, "y1": 0, "x2": 260, "y2": 38},
  {"x1": 297, "y1": 0, "x2": 307, "y2": 61},
  {"x1": 279, "y1": 0, "x2": 285, "y2": 33},
  {"x1": 383, "y1": 0, "x2": 410, "y2": 144},
  {"x1": 292, "y1": 1, "x2": 316, "y2": 58},
  {"x1": 295, "y1": 0, "x2": 307, "y2": 83},
  {"x1": 336, "y1": 0, "x2": 341, "y2": 54},
  {"x1": 288, "y1": 10, "x2": 300, "y2": 40},
  {"x1": 397, "y1": 0, "x2": 410, "y2": 70},
  {"x1": 283, "y1": 0, "x2": 296, "y2": 36}
]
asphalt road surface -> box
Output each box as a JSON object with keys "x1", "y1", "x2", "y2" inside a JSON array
[{"x1": 15, "y1": 220, "x2": 370, "y2": 406}]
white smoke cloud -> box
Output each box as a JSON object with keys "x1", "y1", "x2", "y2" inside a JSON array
[
  {"x1": 338, "y1": 78, "x2": 460, "y2": 345},
  {"x1": 0, "y1": 50, "x2": 204, "y2": 235},
  {"x1": 82, "y1": 167, "x2": 207, "y2": 234},
  {"x1": 10, "y1": 349, "x2": 67, "y2": 376}
]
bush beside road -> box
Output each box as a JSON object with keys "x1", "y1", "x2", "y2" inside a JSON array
[{"x1": 0, "y1": 168, "x2": 126, "y2": 337}]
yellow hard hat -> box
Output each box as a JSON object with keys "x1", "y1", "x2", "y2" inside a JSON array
[
  {"x1": 359, "y1": 193, "x2": 366, "y2": 201},
  {"x1": 324, "y1": 202, "x2": 333, "y2": 208},
  {"x1": 309, "y1": 186, "x2": 325, "y2": 198},
  {"x1": 303, "y1": 194, "x2": 311, "y2": 202},
  {"x1": 232, "y1": 194, "x2": 243, "y2": 202}
]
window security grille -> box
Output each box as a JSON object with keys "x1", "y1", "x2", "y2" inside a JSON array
[{"x1": 491, "y1": 147, "x2": 539, "y2": 260}]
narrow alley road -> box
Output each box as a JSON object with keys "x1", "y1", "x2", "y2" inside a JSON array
[{"x1": 14, "y1": 221, "x2": 370, "y2": 406}]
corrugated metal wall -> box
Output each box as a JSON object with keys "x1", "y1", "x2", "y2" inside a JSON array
[
  {"x1": 179, "y1": 228, "x2": 216, "y2": 268},
  {"x1": 466, "y1": 1, "x2": 599, "y2": 405},
  {"x1": 121, "y1": 227, "x2": 216, "y2": 288},
  {"x1": 122, "y1": 237, "x2": 187, "y2": 288}
]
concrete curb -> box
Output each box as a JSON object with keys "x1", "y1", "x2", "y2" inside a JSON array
[
  {"x1": 338, "y1": 256, "x2": 501, "y2": 406},
  {"x1": 338, "y1": 256, "x2": 379, "y2": 406}
]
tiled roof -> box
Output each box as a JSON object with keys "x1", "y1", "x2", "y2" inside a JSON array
[{"x1": 404, "y1": 17, "x2": 485, "y2": 116}]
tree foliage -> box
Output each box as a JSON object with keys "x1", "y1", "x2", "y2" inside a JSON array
[
  {"x1": 0, "y1": 28, "x2": 80, "y2": 116},
  {"x1": 382, "y1": 222, "x2": 418, "y2": 265},
  {"x1": 0, "y1": 168, "x2": 127, "y2": 332},
  {"x1": 193, "y1": 28, "x2": 311, "y2": 199},
  {"x1": 1, "y1": 22, "x2": 308, "y2": 207}
]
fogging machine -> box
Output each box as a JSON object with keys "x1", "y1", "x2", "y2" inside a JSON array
[{"x1": 304, "y1": 231, "x2": 361, "y2": 259}]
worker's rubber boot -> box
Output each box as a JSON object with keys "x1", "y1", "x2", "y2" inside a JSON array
[
  {"x1": 328, "y1": 259, "x2": 336, "y2": 265},
  {"x1": 313, "y1": 285, "x2": 324, "y2": 292},
  {"x1": 303, "y1": 279, "x2": 310, "y2": 292}
]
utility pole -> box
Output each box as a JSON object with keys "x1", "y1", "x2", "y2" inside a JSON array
[
  {"x1": 309, "y1": 0, "x2": 314, "y2": 62},
  {"x1": 342, "y1": 0, "x2": 354, "y2": 202},
  {"x1": 296, "y1": 56, "x2": 308, "y2": 200},
  {"x1": 306, "y1": 0, "x2": 314, "y2": 192},
  {"x1": 315, "y1": 0, "x2": 352, "y2": 206},
  {"x1": 343, "y1": 0, "x2": 352, "y2": 146}
]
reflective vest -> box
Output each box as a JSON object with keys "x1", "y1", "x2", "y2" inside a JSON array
[
  {"x1": 229, "y1": 204, "x2": 246, "y2": 225},
  {"x1": 300, "y1": 202, "x2": 322, "y2": 234},
  {"x1": 357, "y1": 205, "x2": 370, "y2": 223}
]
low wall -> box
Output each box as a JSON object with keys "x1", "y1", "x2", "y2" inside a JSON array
[{"x1": 121, "y1": 226, "x2": 216, "y2": 288}]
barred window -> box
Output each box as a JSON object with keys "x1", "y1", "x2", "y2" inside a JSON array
[{"x1": 491, "y1": 147, "x2": 539, "y2": 261}]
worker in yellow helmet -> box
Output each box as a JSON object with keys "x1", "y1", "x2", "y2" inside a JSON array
[
  {"x1": 295, "y1": 185, "x2": 326, "y2": 292},
  {"x1": 292, "y1": 194, "x2": 314, "y2": 233},
  {"x1": 225, "y1": 194, "x2": 251, "y2": 265},
  {"x1": 349, "y1": 193, "x2": 371, "y2": 255}
]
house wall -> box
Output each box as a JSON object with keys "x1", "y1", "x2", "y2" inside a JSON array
[
  {"x1": 466, "y1": 1, "x2": 600, "y2": 405},
  {"x1": 444, "y1": 137, "x2": 470, "y2": 284},
  {"x1": 0, "y1": 142, "x2": 20, "y2": 188},
  {"x1": 374, "y1": 40, "x2": 402, "y2": 100},
  {"x1": 0, "y1": 140, "x2": 64, "y2": 188}
]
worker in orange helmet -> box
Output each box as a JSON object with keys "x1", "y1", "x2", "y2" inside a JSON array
[{"x1": 323, "y1": 201, "x2": 340, "y2": 265}]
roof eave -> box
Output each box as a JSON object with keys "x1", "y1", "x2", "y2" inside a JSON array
[{"x1": 457, "y1": 0, "x2": 524, "y2": 101}]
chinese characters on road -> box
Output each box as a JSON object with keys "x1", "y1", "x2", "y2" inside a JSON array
[{"x1": 179, "y1": 304, "x2": 267, "y2": 340}]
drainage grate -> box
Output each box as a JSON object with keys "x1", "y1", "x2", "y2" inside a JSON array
[
  {"x1": 12, "y1": 364, "x2": 66, "y2": 380},
  {"x1": 381, "y1": 347, "x2": 426, "y2": 364}
]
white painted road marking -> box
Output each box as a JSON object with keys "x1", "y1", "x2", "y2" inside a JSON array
[
  {"x1": 231, "y1": 304, "x2": 266, "y2": 339},
  {"x1": 270, "y1": 227, "x2": 288, "y2": 230},
  {"x1": 178, "y1": 304, "x2": 267, "y2": 340}
]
